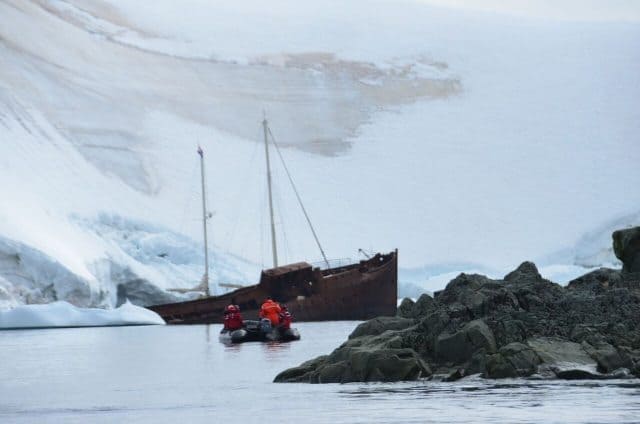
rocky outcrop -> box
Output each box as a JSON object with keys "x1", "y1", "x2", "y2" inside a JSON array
[
  {"x1": 275, "y1": 326, "x2": 431, "y2": 383},
  {"x1": 348, "y1": 316, "x2": 416, "y2": 339},
  {"x1": 275, "y1": 229, "x2": 640, "y2": 384},
  {"x1": 613, "y1": 226, "x2": 640, "y2": 273}
]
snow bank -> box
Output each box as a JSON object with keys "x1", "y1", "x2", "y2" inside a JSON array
[{"x1": 0, "y1": 301, "x2": 165, "y2": 329}]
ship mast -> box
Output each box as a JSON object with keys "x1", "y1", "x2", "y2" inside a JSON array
[
  {"x1": 263, "y1": 116, "x2": 279, "y2": 268},
  {"x1": 197, "y1": 145, "x2": 211, "y2": 296},
  {"x1": 263, "y1": 118, "x2": 330, "y2": 269}
]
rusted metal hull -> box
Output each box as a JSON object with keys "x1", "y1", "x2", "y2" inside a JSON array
[{"x1": 147, "y1": 250, "x2": 398, "y2": 324}]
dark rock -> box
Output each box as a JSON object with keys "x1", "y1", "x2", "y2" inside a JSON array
[
  {"x1": 397, "y1": 298, "x2": 415, "y2": 318},
  {"x1": 527, "y1": 337, "x2": 596, "y2": 367},
  {"x1": 486, "y1": 353, "x2": 516, "y2": 379},
  {"x1": 581, "y1": 341, "x2": 633, "y2": 373},
  {"x1": 555, "y1": 369, "x2": 602, "y2": 380},
  {"x1": 444, "y1": 368, "x2": 467, "y2": 382},
  {"x1": 486, "y1": 342, "x2": 540, "y2": 378},
  {"x1": 274, "y1": 335, "x2": 431, "y2": 383},
  {"x1": 467, "y1": 350, "x2": 488, "y2": 375},
  {"x1": 569, "y1": 325, "x2": 605, "y2": 345},
  {"x1": 275, "y1": 227, "x2": 640, "y2": 383},
  {"x1": 273, "y1": 355, "x2": 329, "y2": 383},
  {"x1": 494, "y1": 319, "x2": 527, "y2": 345},
  {"x1": 413, "y1": 294, "x2": 437, "y2": 317},
  {"x1": 500, "y1": 343, "x2": 540, "y2": 374},
  {"x1": 567, "y1": 268, "x2": 623, "y2": 294},
  {"x1": 346, "y1": 348, "x2": 431, "y2": 382},
  {"x1": 349, "y1": 316, "x2": 416, "y2": 339},
  {"x1": 504, "y1": 261, "x2": 543, "y2": 283},
  {"x1": 316, "y1": 361, "x2": 350, "y2": 383},
  {"x1": 613, "y1": 226, "x2": 640, "y2": 273},
  {"x1": 437, "y1": 273, "x2": 490, "y2": 305},
  {"x1": 503, "y1": 262, "x2": 563, "y2": 310},
  {"x1": 435, "y1": 319, "x2": 496, "y2": 363}
]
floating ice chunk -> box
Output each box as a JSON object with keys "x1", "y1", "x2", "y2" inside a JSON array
[{"x1": 0, "y1": 301, "x2": 165, "y2": 329}]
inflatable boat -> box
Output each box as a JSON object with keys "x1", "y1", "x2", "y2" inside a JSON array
[{"x1": 219, "y1": 319, "x2": 301, "y2": 344}]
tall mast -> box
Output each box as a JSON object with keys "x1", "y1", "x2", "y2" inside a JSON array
[
  {"x1": 197, "y1": 145, "x2": 211, "y2": 296},
  {"x1": 263, "y1": 116, "x2": 279, "y2": 268}
]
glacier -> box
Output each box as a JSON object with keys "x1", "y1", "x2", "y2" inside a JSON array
[{"x1": 0, "y1": 0, "x2": 639, "y2": 311}]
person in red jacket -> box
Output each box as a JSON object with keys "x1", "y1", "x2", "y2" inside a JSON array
[
  {"x1": 223, "y1": 304, "x2": 244, "y2": 331},
  {"x1": 278, "y1": 304, "x2": 292, "y2": 330},
  {"x1": 259, "y1": 297, "x2": 281, "y2": 326}
]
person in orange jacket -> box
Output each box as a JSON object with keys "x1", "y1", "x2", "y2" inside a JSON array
[{"x1": 259, "y1": 297, "x2": 281, "y2": 326}]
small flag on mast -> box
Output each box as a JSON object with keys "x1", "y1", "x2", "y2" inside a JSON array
[{"x1": 197, "y1": 145, "x2": 203, "y2": 157}]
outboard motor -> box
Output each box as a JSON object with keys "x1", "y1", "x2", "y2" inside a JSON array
[{"x1": 259, "y1": 318, "x2": 272, "y2": 334}]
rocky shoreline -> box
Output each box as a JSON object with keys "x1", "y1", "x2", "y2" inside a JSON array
[{"x1": 275, "y1": 227, "x2": 640, "y2": 383}]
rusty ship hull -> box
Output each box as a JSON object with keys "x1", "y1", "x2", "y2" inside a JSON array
[{"x1": 147, "y1": 250, "x2": 398, "y2": 324}]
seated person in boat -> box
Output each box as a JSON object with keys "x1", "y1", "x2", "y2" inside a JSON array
[
  {"x1": 278, "y1": 304, "x2": 292, "y2": 330},
  {"x1": 223, "y1": 304, "x2": 244, "y2": 331},
  {"x1": 259, "y1": 297, "x2": 281, "y2": 326}
]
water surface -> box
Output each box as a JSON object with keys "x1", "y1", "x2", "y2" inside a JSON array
[{"x1": 1, "y1": 322, "x2": 638, "y2": 423}]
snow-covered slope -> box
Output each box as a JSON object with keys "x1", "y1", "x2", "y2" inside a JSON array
[{"x1": 0, "y1": 0, "x2": 639, "y2": 307}]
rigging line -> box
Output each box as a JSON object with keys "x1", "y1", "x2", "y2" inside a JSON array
[{"x1": 267, "y1": 126, "x2": 330, "y2": 268}]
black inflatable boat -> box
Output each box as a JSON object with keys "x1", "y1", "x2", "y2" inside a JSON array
[{"x1": 219, "y1": 319, "x2": 301, "y2": 344}]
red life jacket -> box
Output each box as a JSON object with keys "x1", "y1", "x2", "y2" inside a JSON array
[
  {"x1": 224, "y1": 311, "x2": 243, "y2": 330},
  {"x1": 279, "y1": 311, "x2": 292, "y2": 330}
]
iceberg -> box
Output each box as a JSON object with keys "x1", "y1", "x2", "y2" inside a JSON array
[{"x1": 0, "y1": 301, "x2": 165, "y2": 330}]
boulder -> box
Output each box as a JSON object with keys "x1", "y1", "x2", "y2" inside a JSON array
[
  {"x1": 612, "y1": 226, "x2": 640, "y2": 273},
  {"x1": 412, "y1": 294, "x2": 437, "y2": 317},
  {"x1": 435, "y1": 319, "x2": 496, "y2": 364},
  {"x1": 273, "y1": 355, "x2": 329, "y2": 383},
  {"x1": 555, "y1": 369, "x2": 602, "y2": 380},
  {"x1": 345, "y1": 348, "x2": 431, "y2": 382},
  {"x1": 527, "y1": 337, "x2": 594, "y2": 365},
  {"x1": 503, "y1": 262, "x2": 563, "y2": 310},
  {"x1": 397, "y1": 298, "x2": 415, "y2": 318},
  {"x1": 436, "y1": 273, "x2": 489, "y2": 305},
  {"x1": 274, "y1": 342, "x2": 431, "y2": 383},
  {"x1": 349, "y1": 316, "x2": 416, "y2": 339},
  {"x1": 438, "y1": 273, "x2": 520, "y2": 318},
  {"x1": 485, "y1": 342, "x2": 540, "y2": 378},
  {"x1": 493, "y1": 319, "x2": 527, "y2": 345},
  {"x1": 527, "y1": 337, "x2": 598, "y2": 377},
  {"x1": 503, "y1": 261, "x2": 543, "y2": 284},
  {"x1": 581, "y1": 341, "x2": 633, "y2": 373}
]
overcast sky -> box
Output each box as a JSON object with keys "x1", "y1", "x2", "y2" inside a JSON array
[{"x1": 413, "y1": 0, "x2": 640, "y2": 22}]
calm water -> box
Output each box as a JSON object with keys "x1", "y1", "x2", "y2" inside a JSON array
[{"x1": 1, "y1": 322, "x2": 638, "y2": 423}]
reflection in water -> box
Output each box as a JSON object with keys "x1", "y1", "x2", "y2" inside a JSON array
[
  {"x1": 261, "y1": 341, "x2": 292, "y2": 359},
  {"x1": 223, "y1": 342, "x2": 243, "y2": 353}
]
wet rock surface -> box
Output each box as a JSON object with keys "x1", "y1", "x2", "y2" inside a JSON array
[{"x1": 275, "y1": 228, "x2": 640, "y2": 383}]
